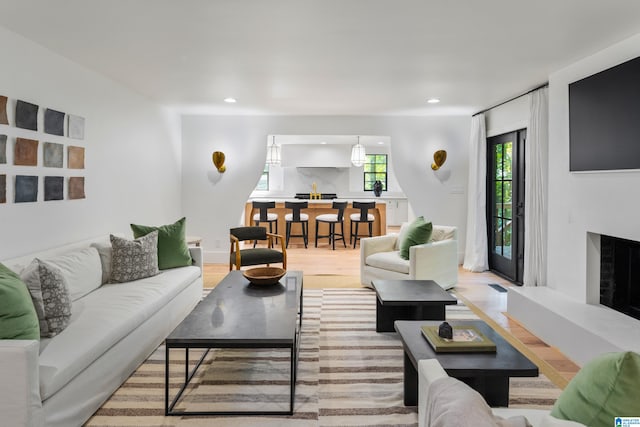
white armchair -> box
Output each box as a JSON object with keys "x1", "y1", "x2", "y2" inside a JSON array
[{"x1": 360, "y1": 224, "x2": 458, "y2": 290}]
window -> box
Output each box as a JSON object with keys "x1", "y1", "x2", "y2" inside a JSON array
[
  {"x1": 255, "y1": 164, "x2": 269, "y2": 191},
  {"x1": 363, "y1": 154, "x2": 387, "y2": 191}
]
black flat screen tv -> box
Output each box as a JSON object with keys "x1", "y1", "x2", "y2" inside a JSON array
[{"x1": 569, "y1": 55, "x2": 640, "y2": 172}]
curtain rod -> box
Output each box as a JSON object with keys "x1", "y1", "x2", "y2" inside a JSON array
[{"x1": 472, "y1": 82, "x2": 549, "y2": 117}]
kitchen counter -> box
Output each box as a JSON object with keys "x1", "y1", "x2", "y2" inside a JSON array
[{"x1": 244, "y1": 200, "x2": 387, "y2": 242}]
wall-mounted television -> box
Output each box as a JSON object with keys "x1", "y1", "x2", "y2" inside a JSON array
[{"x1": 569, "y1": 55, "x2": 640, "y2": 172}]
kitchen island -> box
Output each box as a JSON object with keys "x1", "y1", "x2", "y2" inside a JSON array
[{"x1": 244, "y1": 200, "x2": 387, "y2": 243}]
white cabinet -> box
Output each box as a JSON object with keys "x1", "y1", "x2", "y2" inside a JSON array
[{"x1": 385, "y1": 199, "x2": 408, "y2": 226}]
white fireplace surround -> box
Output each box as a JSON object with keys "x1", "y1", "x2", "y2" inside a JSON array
[{"x1": 507, "y1": 232, "x2": 640, "y2": 366}]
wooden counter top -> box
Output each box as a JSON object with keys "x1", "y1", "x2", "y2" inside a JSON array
[{"x1": 244, "y1": 201, "x2": 387, "y2": 243}]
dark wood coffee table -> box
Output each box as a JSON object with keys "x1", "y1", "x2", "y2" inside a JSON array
[
  {"x1": 164, "y1": 270, "x2": 303, "y2": 416},
  {"x1": 372, "y1": 280, "x2": 457, "y2": 332},
  {"x1": 395, "y1": 320, "x2": 538, "y2": 406}
]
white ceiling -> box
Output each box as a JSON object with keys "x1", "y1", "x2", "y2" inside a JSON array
[{"x1": 2, "y1": 0, "x2": 640, "y2": 116}]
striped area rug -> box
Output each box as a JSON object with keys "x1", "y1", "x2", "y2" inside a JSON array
[{"x1": 85, "y1": 288, "x2": 559, "y2": 426}]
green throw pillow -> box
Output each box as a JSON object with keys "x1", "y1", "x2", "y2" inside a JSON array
[
  {"x1": 399, "y1": 216, "x2": 433, "y2": 260},
  {"x1": 551, "y1": 351, "x2": 640, "y2": 426},
  {"x1": 0, "y1": 263, "x2": 40, "y2": 340},
  {"x1": 131, "y1": 217, "x2": 192, "y2": 270}
]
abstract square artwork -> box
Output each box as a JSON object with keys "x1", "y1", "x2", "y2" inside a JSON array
[
  {"x1": 68, "y1": 146, "x2": 85, "y2": 169},
  {"x1": 0, "y1": 174, "x2": 5, "y2": 204},
  {"x1": 0, "y1": 96, "x2": 7, "y2": 125},
  {"x1": 15, "y1": 175, "x2": 38, "y2": 203},
  {"x1": 68, "y1": 114, "x2": 85, "y2": 139},
  {"x1": 15, "y1": 100, "x2": 38, "y2": 131},
  {"x1": 44, "y1": 176, "x2": 64, "y2": 201},
  {"x1": 43, "y1": 142, "x2": 64, "y2": 168},
  {"x1": 68, "y1": 177, "x2": 85, "y2": 200},
  {"x1": 0, "y1": 135, "x2": 6, "y2": 164},
  {"x1": 14, "y1": 138, "x2": 38, "y2": 166},
  {"x1": 44, "y1": 109, "x2": 65, "y2": 136}
]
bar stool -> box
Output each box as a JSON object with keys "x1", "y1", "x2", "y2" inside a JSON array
[
  {"x1": 350, "y1": 201, "x2": 376, "y2": 248},
  {"x1": 315, "y1": 201, "x2": 348, "y2": 250},
  {"x1": 252, "y1": 201, "x2": 278, "y2": 247},
  {"x1": 285, "y1": 201, "x2": 309, "y2": 248}
]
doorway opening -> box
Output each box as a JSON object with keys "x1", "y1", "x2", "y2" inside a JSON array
[{"x1": 486, "y1": 130, "x2": 525, "y2": 284}]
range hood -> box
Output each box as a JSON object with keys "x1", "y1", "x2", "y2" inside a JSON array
[{"x1": 280, "y1": 144, "x2": 352, "y2": 168}]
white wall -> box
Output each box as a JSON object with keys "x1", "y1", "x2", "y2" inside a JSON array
[
  {"x1": 181, "y1": 115, "x2": 470, "y2": 262},
  {"x1": 256, "y1": 143, "x2": 404, "y2": 198},
  {"x1": 547, "y1": 32, "x2": 640, "y2": 302},
  {"x1": 0, "y1": 26, "x2": 182, "y2": 259},
  {"x1": 485, "y1": 96, "x2": 529, "y2": 137}
]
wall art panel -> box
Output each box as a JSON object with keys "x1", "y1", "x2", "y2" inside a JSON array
[
  {"x1": 14, "y1": 138, "x2": 38, "y2": 166},
  {"x1": 15, "y1": 100, "x2": 38, "y2": 131},
  {"x1": 0, "y1": 134, "x2": 6, "y2": 164},
  {"x1": 68, "y1": 176, "x2": 85, "y2": 200},
  {"x1": 68, "y1": 146, "x2": 84, "y2": 169},
  {"x1": 44, "y1": 109, "x2": 65, "y2": 136},
  {"x1": 0, "y1": 96, "x2": 7, "y2": 125},
  {"x1": 43, "y1": 142, "x2": 64, "y2": 168},
  {"x1": 68, "y1": 114, "x2": 84, "y2": 139},
  {"x1": 15, "y1": 175, "x2": 38, "y2": 203},
  {"x1": 0, "y1": 174, "x2": 5, "y2": 204},
  {"x1": 44, "y1": 176, "x2": 64, "y2": 201}
]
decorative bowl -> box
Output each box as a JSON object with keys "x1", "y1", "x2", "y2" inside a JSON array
[{"x1": 242, "y1": 267, "x2": 286, "y2": 285}]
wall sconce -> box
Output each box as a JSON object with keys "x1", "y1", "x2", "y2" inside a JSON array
[
  {"x1": 431, "y1": 150, "x2": 447, "y2": 170},
  {"x1": 212, "y1": 151, "x2": 226, "y2": 173}
]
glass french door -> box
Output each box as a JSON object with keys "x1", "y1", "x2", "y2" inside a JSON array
[{"x1": 487, "y1": 130, "x2": 525, "y2": 283}]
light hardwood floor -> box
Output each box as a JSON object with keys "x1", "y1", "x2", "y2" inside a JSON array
[{"x1": 204, "y1": 237, "x2": 580, "y2": 388}]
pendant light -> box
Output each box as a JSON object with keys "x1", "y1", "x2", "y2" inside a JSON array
[
  {"x1": 351, "y1": 135, "x2": 366, "y2": 167},
  {"x1": 266, "y1": 135, "x2": 281, "y2": 165}
]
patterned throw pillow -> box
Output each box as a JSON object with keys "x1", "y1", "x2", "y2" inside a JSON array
[
  {"x1": 21, "y1": 259, "x2": 72, "y2": 338},
  {"x1": 110, "y1": 231, "x2": 159, "y2": 283}
]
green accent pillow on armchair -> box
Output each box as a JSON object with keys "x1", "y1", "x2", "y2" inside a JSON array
[
  {"x1": 131, "y1": 217, "x2": 192, "y2": 270},
  {"x1": 0, "y1": 263, "x2": 40, "y2": 340},
  {"x1": 551, "y1": 351, "x2": 640, "y2": 426},
  {"x1": 399, "y1": 216, "x2": 433, "y2": 260}
]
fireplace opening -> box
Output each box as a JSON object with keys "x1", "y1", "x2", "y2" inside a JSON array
[{"x1": 600, "y1": 235, "x2": 640, "y2": 321}]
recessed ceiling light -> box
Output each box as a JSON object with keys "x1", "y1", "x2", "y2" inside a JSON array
[
  {"x1": 427, "y1": 98, "x2": 440, "y2": 104},
  {"x1": 320, "y1": 141, "x2": 327, "y2": 144},
  {"x1": 378, "y1": 141, "x2": 384, "y2": 145},
  {"x1": 224, "y1": 97, "x2": 237, "y2": 103}
]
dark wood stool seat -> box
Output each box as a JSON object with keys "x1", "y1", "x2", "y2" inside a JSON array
[
  {"x1": 350, "y1": 201, "x2": 376, "y2": 248},
  {"x1": 252, "y1": 200, "x2": 278, "y2": 247},
  {"x1": 285, "y1": 201, "x2": 309, "y2": 248},
  {"x1": 315, "y1": 201, "x2": 348, "y2": 250}
]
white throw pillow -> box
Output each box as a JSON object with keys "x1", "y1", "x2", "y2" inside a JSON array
[
  {"x1": 44, "y1": 247, "x2": 103, "y2": 301},
  {"x1": 431, "y1": 227, "x2": 456, "y2": 242},
  {"x1": 90, "y1": 242, "x2": 112, "y2": 285},
  {"x1": 539, "y1": 414, "x2": 587, "y2": 427},
  {"x1": 395, "y1": 222, "x2": 410, "y2": 251},
  {"x1": 425, "y1": 377, "x2": 531, "y2": 427}
]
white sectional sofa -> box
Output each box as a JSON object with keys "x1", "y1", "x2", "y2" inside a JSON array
[
  {"x1": 360, "y1": 224, "x2": 458, "y2": 290},
  {"x1": 0, "y1": 236, "x2": 203, "y2": 427}
]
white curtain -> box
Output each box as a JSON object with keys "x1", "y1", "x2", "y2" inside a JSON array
[
  {"x1": 523, "y1": 87, "x2": 548, "y2": 286},
  {"x1": 463, "y1": 114, "x2": 488, "y2": 272}
]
